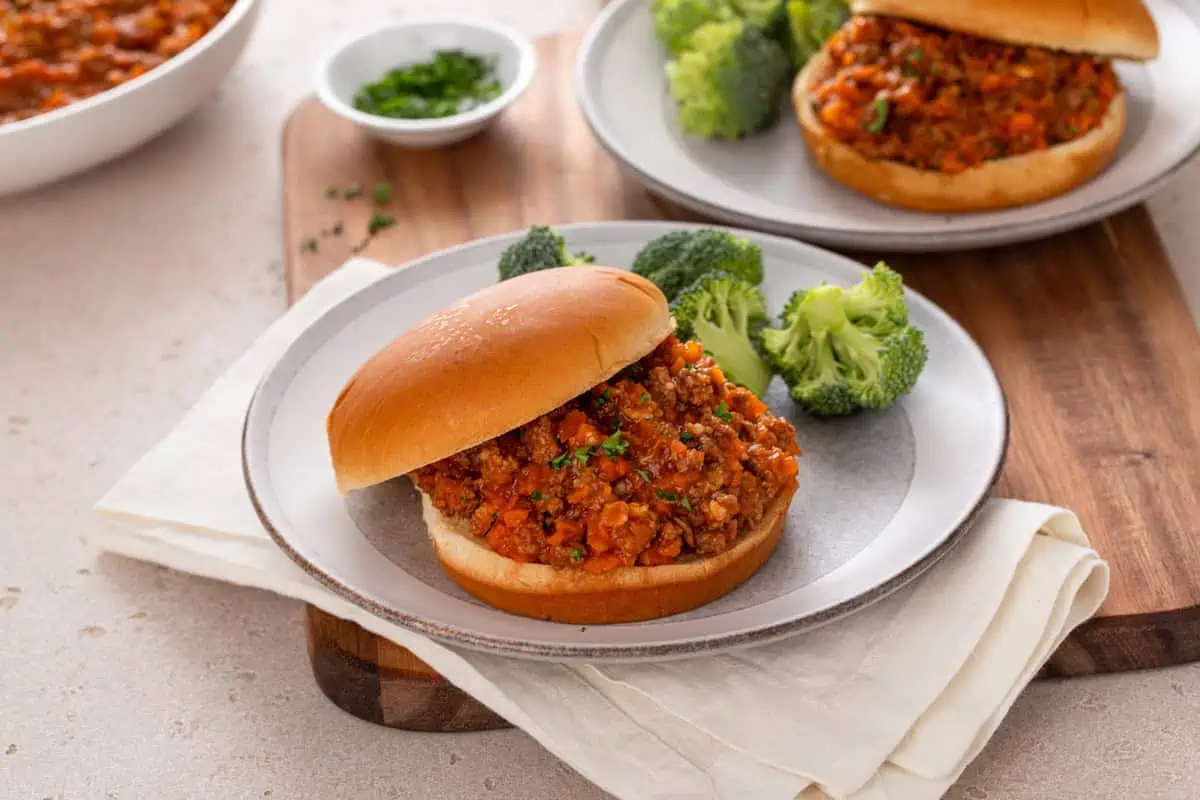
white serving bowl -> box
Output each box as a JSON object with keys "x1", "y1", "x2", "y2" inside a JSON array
[
  {"x1": 315, "y1": 19, "x2": 538, "y2": 149},
  {"x1": 0, "y1": 0, "x2": 262, "y2": 198}
]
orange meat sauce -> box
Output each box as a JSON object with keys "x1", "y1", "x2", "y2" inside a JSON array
[
  {"x1": 412, "y1": 336, "x2": 802, "y2": 574},
  {"x1": 0, "y1": 0, "x2": 237, "y2": 125},
  {"x1": 808, "y1": 15, "x2": 1120, "y2": 174}
]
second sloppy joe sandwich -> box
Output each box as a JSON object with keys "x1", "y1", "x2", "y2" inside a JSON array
[
  {"x1": 326, "y1": 266, "x2": 802, "y2": 625},
  {"x1": 792, "y1": 0, "x2": 1160, "y2": 212}
]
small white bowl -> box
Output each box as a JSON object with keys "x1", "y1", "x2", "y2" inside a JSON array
[{"x1": 315, "y1": 19, "x2": 538, "y2": 149}]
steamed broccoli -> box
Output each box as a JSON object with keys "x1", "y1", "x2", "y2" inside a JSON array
[
  {"x1": 760, "y1": 263, "x2": 928, "y2": 416},
  {"x1": 652, "y1": 0, "x2": 737, "y2": 56},
  {"x1": 784, "y1": 0, "x2": 850, "y2": 69},
  {"x1": 631, "y1": 228, "x2": 764, "y2": 302},
  {"x1": 672, "y1": 271, "x2": 773, "y2": 397},
  {"x1": 665, "y1": 19, "x2": 792, "y2": 140},
  {"x1": 497, "y1": 226, "x2": 595, "y2": 281},
  {"x1": 730, "y1": 0, "x2": 787, "y2": 34}
]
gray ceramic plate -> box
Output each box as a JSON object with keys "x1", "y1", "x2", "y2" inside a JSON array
[
  {"x1": 574, "y1": 0, "x2": 1200, "y2": 252},
  {"x1": 243, "y1": 222, "x2": 1007, "y2": 662}
]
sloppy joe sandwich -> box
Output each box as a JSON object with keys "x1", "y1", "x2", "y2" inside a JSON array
[
  {"x1": 326, "y1": 266, "x2": 802, "y2": 624},
  {"x1": 792, "y1": 0, "x2": 1160, "y2": 212}
]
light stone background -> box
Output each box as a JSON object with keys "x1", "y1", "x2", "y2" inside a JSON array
[{"x1": 2, "y1": 1, "x2": 1199, "y2": 798}]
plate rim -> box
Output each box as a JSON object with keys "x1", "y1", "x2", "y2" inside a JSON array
[
  {"x1": 242, "y1": 220, "x2": 1011, "y2": 662},
  {"x1": 572, "y1": 0, "x2": 1200, "y2": 252}
]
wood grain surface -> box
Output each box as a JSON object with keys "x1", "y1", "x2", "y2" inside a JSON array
[{"x1": 282, "y1": 32, "x2": 1200, "y2": 729}]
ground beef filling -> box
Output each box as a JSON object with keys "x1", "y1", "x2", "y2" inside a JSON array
[
  {"x1": 808, "y1": 15, "x2": 1120, "y2": 174},
  {"x1": 413, "y1": 336, "x2": 801, "y2": 574}
]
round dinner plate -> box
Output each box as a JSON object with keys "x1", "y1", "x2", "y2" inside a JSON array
[
  {"x1": 574, "y1": 0, "x2": 1200, "y2": 252},
  {"x1": 243, "y1": 222, "x2": 1008, "y2": 661}
]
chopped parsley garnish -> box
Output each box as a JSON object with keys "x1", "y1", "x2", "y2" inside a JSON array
[
  {"x1": 530, "y1": 490, "x2": 543, "y2": 501},
  {"x1": 343, "y1": 184, "x2": 363, "y2": 200},
  {"x1": 574, "y1": 446, "x2": 593, "y2": 466},
  {"x1": 866, "y1": 97, "x2": 889, "y2": 134},
  {"x1": 331, "y1": 221, "x2": 344, "y2": 236},
  {"x1": 549, "y1": 452, "x2": 570, "y2": 470},
  {"x1": 680, "y1": 497, "x2": 692, "y2": 511},
  {"x1": 679, "y1": 431, "x2": 695, "y2": 442},
  {"x1": 352, "y1": 50, "x2": 503, "y2": 120},
  {"x1": 714, "y1": 402, "x2": 733, "y2": 422},
  {"x1": 301, "y1": 237, "x2": 318, "y2": 253},
  {"x1": 368, "y1": 212, "x2": 396, "y2": 235},
  {"x1": 594, "y1": 389, "x2": 610, "y2": 408},
  {"x1": 569, "y1": 547, "x2": 584, "y2": 563},
  {"x1": 600, "y1": 429, "x2": 628, "y2": 457},
  {"x1": 683, "y1": 363, "x2": 698, "y2": 370},
  {"x1": 634, "y1": 469, "x2": 651, "y2": 483},
  {"x1": 908, "y1": 47, "x2": 923, "y2": 63},
  {"x1": 639, "y1": 392, "x2": 650, "y2": 404},
  {"x1": 325, "y1": 186, "x2": 338, "y2": 198},
  {"x1": 655, "y1": 488, "x2": 678, "y2": 502},
  {"x1": 373, "y1": 181, "x2": 393, "y2": 205}
]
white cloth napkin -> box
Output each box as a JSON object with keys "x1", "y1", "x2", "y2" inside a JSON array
[{"x1": 92, "y1": 259, "x2": 1110, "y2": 800}]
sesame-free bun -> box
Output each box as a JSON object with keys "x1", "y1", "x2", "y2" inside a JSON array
[
  {"x1": 326, "y1": 266, "x2": 673, "y2": 494},
  {"x1": 849, "y1": 0, "x2": 1160, "y2": 61},
  {"x1": 792, "y1": 51, "x2": 1128, "y2": 213},
  {"x1": 419, "y1": 484, "x2": 794, "y2": 624}
]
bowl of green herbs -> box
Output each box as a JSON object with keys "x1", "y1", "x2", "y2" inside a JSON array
[{"x1": 316, "y1": 18, "x2": 537, "y2": 148}]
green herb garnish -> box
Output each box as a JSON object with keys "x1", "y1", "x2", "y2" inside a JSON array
[
  {"x1": 634, "y1": 469, "x2": 651, "y2": 483},
  {"x1": 714, "y1": 402, "x2": 733, "y2": 422},
  {"x1": 574, "y1": 446, "x2": 593, "y2": 466},
  {"x1": 569, "y1": 547, "x2": 584, "y2": 563},
  {"x1": 549, "y1": 452, "x2": 570, "y2": 470},
  {"x1": 302, "y1": 237, "x2": 318, "y2": 252},
  {"x1": 594, "y1": 389, "x2": 610, "y2": 408},
  {"x1": 639, "y1": 392, "x2": 650, "y2": 404},
  {"x1": 343, "y1": 184, "x2": 363, "y2": 200},
  {"x1": 373, "y1": 181, "x2": 392, "y2": 206},
  {"x1": 368, "y1": 212, "x2": 396, "y2": 235},
  {"x1": 352, "y1": 49, "x2": 503, "y2": 120},
  {"x1": 680, "y1": 497, "x2": 692, "y2": 511},
  {"x1": 655, "y1": 488, "x2": 678, "y2": 502},
  {"x1": 679, "y1": 431, "x2": 695, "y2": 442},
  {"x1": 530, "y1": 490, "x2": 544, "y2": 501},
  {"x1": 600, "y1": 430, "x2": 628, "y2": 457},
  {"x1": 866, "y1": 97, "x2": 889, "y2": 134},
  {"x1": 325, "y1": 186, "x2": 338, "y2": 198},
  {"x1": 331, "y1": 221, "x2": 344, "y2": 236}
]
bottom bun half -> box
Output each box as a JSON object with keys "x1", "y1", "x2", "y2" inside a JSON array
[
  {"x1": 792, "y1": 52, "x2": 1127, "y2": 213},
  {"x1": 418, "y1": 487, "x2": 794, "y2": 625}
]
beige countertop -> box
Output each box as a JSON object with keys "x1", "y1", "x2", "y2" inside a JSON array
[{"x1": 2, "y1": 1, "x2": 1199, "y2": 798}]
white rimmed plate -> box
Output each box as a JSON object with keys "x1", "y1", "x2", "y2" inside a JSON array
[
  {"x1": 243, "y1": 222, "x2": 1008, "y2": 662},
  {"x1": 574, "y1": 0, "x2": 1200, "y2": 251}
]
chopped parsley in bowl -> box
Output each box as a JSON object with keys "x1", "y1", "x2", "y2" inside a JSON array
[
  {"x1": 315, "y1": 19, "x2": 538, "y2": 148},
  {"x1": 353, "y1": 50, "x2": 503, "y2": 120}
]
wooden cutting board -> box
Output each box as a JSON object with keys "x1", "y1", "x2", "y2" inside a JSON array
[{"x1": 282, "y1": 31, "x2": 1200, "y2": 731}]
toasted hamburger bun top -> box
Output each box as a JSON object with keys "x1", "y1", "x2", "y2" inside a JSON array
[
  {"x1": 327, "y1": 266, "x2": 674, "y2": 494},
  {"x1": 850, "y1": 0, "x2": 1159, "y2": 61}
]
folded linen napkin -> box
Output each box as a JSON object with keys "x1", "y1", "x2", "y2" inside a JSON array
[{"x1": 92, "y1": 258, "x2": 1109, "y2": 800}]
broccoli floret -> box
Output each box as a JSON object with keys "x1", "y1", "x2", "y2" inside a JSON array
[
  {"x1": 730, "y1": 0, "x2": 787, "y2": 34},
  {"x1": 784, "y1": 0, "x2": 850, "y2": 69},
  {"x1": 652, "y1": 0, "x2": 737, "y2": 56},
  {"x1": 631, "y1": 228, "x2": 765, "y2": 302},
  {"x1": 665, "y1": 19, "x2": 792, "y2": 140},
  {"x1": 671, "y1": 271, "x2": 773, "y2": 397},
  {"x1": 497, "y1": 226, "x2": 595, "y2": 281},
  {"x1": 761, "y1": 263, "x2": 928, "y2": 416}
]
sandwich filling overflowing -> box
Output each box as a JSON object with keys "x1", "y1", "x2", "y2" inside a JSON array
[
  {"x1": 413, "y1": 335, "x2": 800, "y2": 574},
  {"x1": 808, "y1": 15, "x2": 1120, "y2": 174}
]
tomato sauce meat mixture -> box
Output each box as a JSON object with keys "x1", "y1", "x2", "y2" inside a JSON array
[
  {"x1": 0, "y1": 0, "x2": 238, "y2": 125},
  {"x1": 808, "y1": 15, "x2": 1120, "y2": 174},
  {"x1": 413, "y1": 336, "x2": 802, "y2": 574}
]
